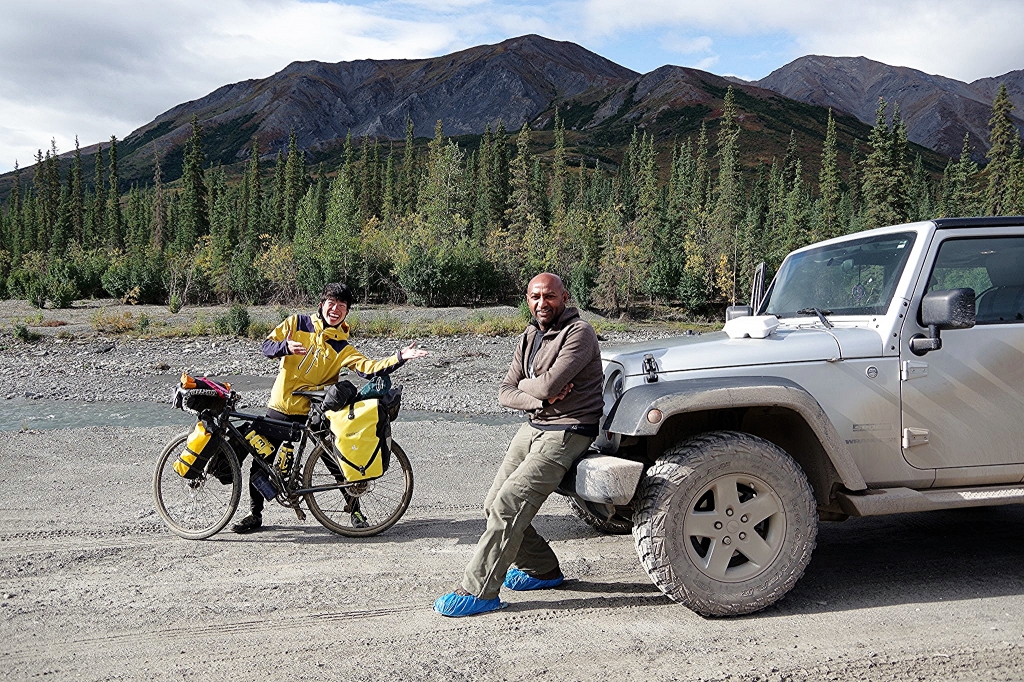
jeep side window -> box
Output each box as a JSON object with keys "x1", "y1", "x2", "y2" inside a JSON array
[
  {"x1": 763, "y1": 231, "x2": 917, "y2": 317},
  {"x1": 926, "y1": 237, "x2": 1024, "y2": 324}
]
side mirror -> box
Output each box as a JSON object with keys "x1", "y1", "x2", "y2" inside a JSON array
[
  {"x1": 921, "y1": 287, "x2": 976, "y2": 330},
  {"x1": 726, "y1": 305, "x2": 753, "y2": 321},
  {"x1": 910, "y1": 288, "x2": 976, "y2": 355}
]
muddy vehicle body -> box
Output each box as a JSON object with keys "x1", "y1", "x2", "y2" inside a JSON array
[{"x1": 560, "y1": 216, "x2": 1024, "y2": 616}]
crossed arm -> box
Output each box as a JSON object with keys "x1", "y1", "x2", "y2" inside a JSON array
[{"x1": 498, "y1": 328, "x2": 590, "y2": 411}]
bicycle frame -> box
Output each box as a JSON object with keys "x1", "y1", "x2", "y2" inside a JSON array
[{"x1": 205, "y1": 398, "x2": 362, "y2": 502}]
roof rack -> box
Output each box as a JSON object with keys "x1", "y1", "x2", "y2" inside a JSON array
[{"x1": 932, "y1": 216, "x2": 1024, "y2": 229}]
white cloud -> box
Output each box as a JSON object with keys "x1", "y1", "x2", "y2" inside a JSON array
[
  {"x1": 660, "y1": 35, "x2": 714, "y2": 56},
  {"x1": 0, "y1": 0, "x2": 460, "y2": 172},
  {"x1": 578, "y1": 0, "x2": 1024, "y2": 81}
]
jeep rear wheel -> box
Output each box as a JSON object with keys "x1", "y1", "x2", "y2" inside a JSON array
[{"x1": 632, "y1": 431, "x2": 817, "y2": 617}]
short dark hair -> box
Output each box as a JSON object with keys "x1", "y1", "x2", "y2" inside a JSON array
[{"x1": 320, "y1": 282, "x2": 354, "y2": 307}]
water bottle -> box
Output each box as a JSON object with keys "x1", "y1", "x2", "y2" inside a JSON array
[
  {"x1": 245, "y1": 429, "x2": 275, "y2": 460},
  {"x1": 275, "y1": 442, "x2": 294, "y2": 473}
]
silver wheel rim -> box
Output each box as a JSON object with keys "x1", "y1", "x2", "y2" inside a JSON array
[{"x1": 682, "y1": 472, "x2": 786, "y2": 583}]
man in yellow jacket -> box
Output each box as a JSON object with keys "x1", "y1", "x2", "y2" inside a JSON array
[{"x1": 233, "y1": 282, "x2": 428, "y2": 533}]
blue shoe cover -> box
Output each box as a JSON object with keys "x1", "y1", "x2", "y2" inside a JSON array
[
  {"x1": 433, "y1": 592, "x2": 505, "y2": 617},
  {"x1": 503, "y1": 567, "x2": 564, "y2": 591}
]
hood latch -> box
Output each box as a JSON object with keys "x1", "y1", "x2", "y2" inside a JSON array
[{"x1": 642, "y1": 354, "x2": 659, "y2": 383}]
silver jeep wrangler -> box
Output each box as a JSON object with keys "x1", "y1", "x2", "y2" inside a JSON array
[{"x1": 561, "y1": 216, "x2": 1024, "y2": 616}]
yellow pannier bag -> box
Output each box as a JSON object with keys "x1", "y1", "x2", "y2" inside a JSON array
[
  {"x1": 174, "y1": 421, "x2": 214, "y2": 479},
  {"x1": 325, "y1": 399, "x2": 390, "y2": 482}
]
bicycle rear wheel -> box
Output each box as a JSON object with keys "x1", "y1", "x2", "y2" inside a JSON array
[
  {"x1": 153, "y1": 431, "x2": 242, "y2": 540},
  {"x1": 302, "y1": 440, "x2": 413, "y2": 537}
]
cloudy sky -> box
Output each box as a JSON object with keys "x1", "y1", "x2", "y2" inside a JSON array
[{"x1": 2, "y1": 0, "x2": 1023, "y2": 173}]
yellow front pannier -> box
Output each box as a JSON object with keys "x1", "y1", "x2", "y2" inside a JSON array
[
  {"x1": 325, "y1": 399, "x2": 390, "y2": 482},
  {"x1": 174, "y1": 421, "x2": 214, "y2": 479}
]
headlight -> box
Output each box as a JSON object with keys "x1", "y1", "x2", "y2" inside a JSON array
[{"x1": 603, "y1": 368, "x2": 623, "y2": 414}]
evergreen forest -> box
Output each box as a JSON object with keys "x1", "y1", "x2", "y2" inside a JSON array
[{"x1": 2, "y1": 85, "x2": 1023, "y2": 319}]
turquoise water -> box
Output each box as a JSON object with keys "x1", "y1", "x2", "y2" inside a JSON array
[{"x1": 0, "y1": 398, "x2": 521, "y2": 432}]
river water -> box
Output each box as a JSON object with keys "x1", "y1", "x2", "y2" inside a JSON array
[{"x1": 0, "y1": 398, "x2": 522, "y2": 432}]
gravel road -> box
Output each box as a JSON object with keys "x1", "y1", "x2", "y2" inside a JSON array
[{"x1": 1, "y1": 300, "x2": 1023, "y2": 680}]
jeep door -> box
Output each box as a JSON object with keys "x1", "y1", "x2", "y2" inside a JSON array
[{"x1": 900, "y1": 233, "x2": 1024, "y2": 471}]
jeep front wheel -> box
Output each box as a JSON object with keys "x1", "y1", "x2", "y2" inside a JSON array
[{"x1": 632, "y1": 431, "x2": 817, "y2": 616}]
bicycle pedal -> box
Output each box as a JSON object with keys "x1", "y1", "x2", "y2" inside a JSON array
[{"x1": 294, "y1": 507, "x2": 306, "y2": 522}]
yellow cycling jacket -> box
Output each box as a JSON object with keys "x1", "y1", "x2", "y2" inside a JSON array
[{"x1": 263, "y1": 313, "x2": 403, "y2": 416}]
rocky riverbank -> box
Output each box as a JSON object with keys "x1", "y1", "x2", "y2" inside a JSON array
[{"x1": 0, "y1": 298, "x2": 677, "y2": 415}]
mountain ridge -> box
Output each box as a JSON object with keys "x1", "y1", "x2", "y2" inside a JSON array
[
  {"x1": 1, "y1": 35, "x2": 1018, "y2": 200},
  {"x1": 755, "y1": 55, "x2": 1024, "y2": 161}
]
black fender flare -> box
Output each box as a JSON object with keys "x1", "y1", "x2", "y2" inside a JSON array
[{"x1": 606, "y1": 375, "x2": 867, "y2": 492}]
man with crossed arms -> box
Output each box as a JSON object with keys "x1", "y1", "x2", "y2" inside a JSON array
[{"x1": 434, "y1": 273, "x2": 603, "y2": 617}]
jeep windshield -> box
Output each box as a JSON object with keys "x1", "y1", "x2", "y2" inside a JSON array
[{"x1": 761, "y1": 231, "x2": 917, "y2": 318}]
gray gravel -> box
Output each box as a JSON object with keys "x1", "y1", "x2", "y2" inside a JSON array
[{"x1": 2, "y1": 300, "x2": 1023, "y2": 681}]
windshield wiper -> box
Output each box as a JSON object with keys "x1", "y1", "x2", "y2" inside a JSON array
[{"x1": 796, "y1": 307, "x2": 834, "y2": 328}]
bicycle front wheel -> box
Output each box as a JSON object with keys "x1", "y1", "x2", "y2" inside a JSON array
[
  {"x1": 153, "y1": 431, "x2": 242, "y2": 540},
  {"x1": 302, "y1": 440, "x2": 413, "y2": 537}
]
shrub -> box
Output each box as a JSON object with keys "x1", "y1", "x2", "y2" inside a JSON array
[
  {"x1": 397, "y1": 241, "x2": 497, "y2": 306},
  {"x1": 102, "y1": 249, "x2": 164, "y2": 304},
  {"x1": 47, "y1": 273, "x2": 78, "y2": 309},
  {"x1": 247, "y1": 320, "x2": 272, "y2": 339},
  {"x1": 189, "y1": 315, "x2": 211, "y2": 336},
  {"x1": 13, "y1": 324, "x2": 41, "y2": 342},
  {"x1": 91, "y1": 310, "x2": 137, "y2": 334},
  {"x1": 214, "y1": 304, "x2": 250, "y2": 336},
  {"x1": 168, "y1": 294, "x2": 182, "y2": 314}
]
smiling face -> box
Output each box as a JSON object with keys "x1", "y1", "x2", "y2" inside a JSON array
[
  {"x1": 526, "y1": 274, "x2": 568, "y2": 330},
  {"x1": 319, "y1": 298, "x2": 349, "y2": 327}
]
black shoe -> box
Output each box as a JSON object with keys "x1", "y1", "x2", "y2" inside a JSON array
[
  {"x1": 351, "y1": 511, "x2": 370, "y2": 529},
  {"x1": 232, "y1": 514, "x2": 263, "y2": 534}
]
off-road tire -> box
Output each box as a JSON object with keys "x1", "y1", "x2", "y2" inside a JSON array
[
  {"x1": 632, "y1": 431, "x2": 817, "y2": 617},
  {"x1": 565, "y1": 497, "x2": 633, "y2": 535}
]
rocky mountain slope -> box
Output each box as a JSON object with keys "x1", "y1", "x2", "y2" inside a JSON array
[
  {"x1": 756, "y1": 55, "x2": 1024, "y2": 161},
  {"x1": 1, "y1": 36, "x2": 1015, "y2": 200},
  {"x1": 126, "y1": 34, "x2": 637, "y2": 168}
]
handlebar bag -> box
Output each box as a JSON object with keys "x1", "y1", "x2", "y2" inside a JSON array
[
  {"x1": 325, "y1": 399, "x2": 391, "y2": 482},
  {"x1": 172, "y1": 373, "x2": 232, "y2": 416}
]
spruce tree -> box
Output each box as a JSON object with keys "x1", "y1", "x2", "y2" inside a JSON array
[
  {"x1": 30, "y1": 149, "x2": 48, "y2": 253},
  {"x1": 505, "y1": 123, "x2": 541, "y2": 277},
  {"x1": 400, "y1": 117, "x2": 417, "y2": 215},
  {"x1": 88, "y1": 145, "x2": 105, "y2": 249},
  {"x1": 418, "y1": 120, "x2": 467, "y2": 240},
  {"x1": 151, "y1": 150, "x2": 167, "y2": 251},
  {"x1": 711, "y1": 87, "x2": 743, "y2": 303},
  {"x1": 984, "y1": 84, "x2": 1019, "y2": 215},
  {"x1": 271, "y1": 150, "x2": 286, "y2": 235},
  {"x1": 104, "y1": 136, "x2": 123, "y2": 250},
  {"x1": 816, "y1": 110, "x2": 842, "y2": 241},
  {"x1": 549, "y1": 110, "x2": 568, "y2": 225},
  {"x1": 489, "y1": 120, "x2": 511, "y2": 232},
  {"x1": 862, "y1": 98, "x2": 899, "y2": 229},
  {"x1": 69, "y1": 138, "x2": 84, "y2": 245},
  {"x1": 283, "y1": 129, "x2": 306, "y2": 239},
  {"x1": 471, "y1": 125, "x2": 493, "y2": 242},
  {"x1": 948, "y1": 134, "x2": 980, "y2": 216},
  {"x1": 237, "y1": 140, "x2": 259, "y2": 246},
  {"x1": 176, "y1": 118, "x2": 209, "y2": 252}
]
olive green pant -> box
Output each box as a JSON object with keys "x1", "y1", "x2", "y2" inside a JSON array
[{"x1": 462, "y1": 423, "x2": 594, "y2": 600}]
